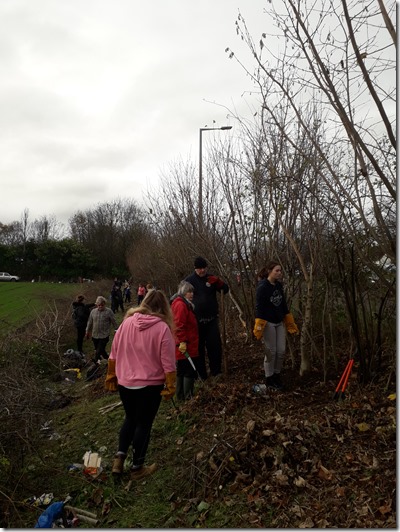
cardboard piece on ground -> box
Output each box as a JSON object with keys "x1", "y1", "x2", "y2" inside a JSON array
[{"x1": 82, "y1": 451, "x2": 102, "y2": 477}]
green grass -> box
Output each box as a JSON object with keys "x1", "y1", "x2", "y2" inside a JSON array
[
  {"x1": 8, "y1": 372, "x2": 251, "y2": 528},
  {"x1": 0, "y1": 281, "x2": 114, "y2": 335},
  {"x1": 0, "y1": 283, "x2": 83, "y2": 329}
]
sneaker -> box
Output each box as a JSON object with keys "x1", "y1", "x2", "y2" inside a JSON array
[
  {"x1": 130, "y1": 463, "x2": 157, "y2": 481},
  {"x1": 112, "y1": 454, "x2": 126, "y2": 475},
  {"x1": 265, "y1": 375, "x2": 280, "y2": 390}
]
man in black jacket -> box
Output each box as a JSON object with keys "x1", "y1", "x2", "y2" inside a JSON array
[
  {"x1": 72, "y1": 295, "x2": 95, "y2": 354},
  {"x1": 185, "y1": 256, "x2": 229, "y2": 379}
]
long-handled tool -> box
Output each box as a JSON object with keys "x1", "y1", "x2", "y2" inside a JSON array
[
  {"x1": 333, "y1": 360, "x2": 351, "y2": 400},
  {"x1": 338, "y1": 358, "x2": 354, "y2": 400},
  {"x1": 333, "y1": 359, "x2": 354, "y2": 401}
]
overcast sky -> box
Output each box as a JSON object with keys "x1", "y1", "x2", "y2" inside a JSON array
[{"x1": 0, "y1": 0, "x2": 268, "y2": 227}]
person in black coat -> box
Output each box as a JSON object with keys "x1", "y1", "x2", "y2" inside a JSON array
[
  {"x1": 111, "y1": 279, "x2": 125, "y2": 313},
  {"x1": 72, "y1": 295, "x2": 95, "y2": 353},
  {"x1": 185, "y1": 256, "x2": 229, "y2": 379}
]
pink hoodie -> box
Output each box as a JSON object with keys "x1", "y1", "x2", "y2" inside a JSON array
[{"x1": 109, "y1": 313, "x2": 176, "y2": 387}]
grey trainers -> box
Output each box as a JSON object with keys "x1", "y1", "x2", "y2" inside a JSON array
[
  {"x1": 112, "y1": 454, "x2": 126, "y2": 475},
  {"x1": 130, "y1": 463, "x2": 157, "y2": 481}
]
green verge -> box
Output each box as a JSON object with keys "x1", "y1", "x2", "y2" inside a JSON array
[
  {"x1": 13, "y1": 378, "x2": 252, "y2": 528},
  {"x1": 0, "y1": 282, "x2": 84, "y2": 331}
]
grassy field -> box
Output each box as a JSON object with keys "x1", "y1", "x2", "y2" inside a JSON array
[{"x1": 0, "y1": 282, "x2": 106, "y2": 332}]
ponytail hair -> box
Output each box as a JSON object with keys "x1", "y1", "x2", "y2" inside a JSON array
[{"x1": 257, "y1": 261, "x2": 281, "y2": 280}]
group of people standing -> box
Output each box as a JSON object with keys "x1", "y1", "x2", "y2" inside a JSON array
[
  {"x1": 111, "y1": 279, "x2": 155, "y2": 312},
  {"x1": 73, "y1": 256, "x2": 299, "y2": 483},
  {"x1": 71, "y1": 280, "x2": 157, "y2": 364}
]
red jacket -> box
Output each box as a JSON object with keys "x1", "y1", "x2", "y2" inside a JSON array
[{"x1": 171, "y1": 296, "x2": 199, "y2": 360}]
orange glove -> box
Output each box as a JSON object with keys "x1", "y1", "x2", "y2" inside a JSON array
[
  {"x1": 160, "y1": 371, "x2": 176, "y2": 401},
  {"x1": 253, "y1": 318, "x2": 267, "y2": 340},
  {"x1": 178, "y1": 342, "x2": 187, "y2": 354},
  {"x1": 283, "y1": 313, "x2": 299, "y2": 335},
  {"x1": 105, "y1": 359, "x2": 118, "y2": 391}
]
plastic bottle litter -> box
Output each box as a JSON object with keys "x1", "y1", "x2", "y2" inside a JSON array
[{"x1": 252, "y1": 384, "x2": 267, "y2": 395}]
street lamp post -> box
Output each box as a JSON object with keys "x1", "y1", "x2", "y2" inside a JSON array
[{"x1": 199, "y1": 125, "x2": 232, "y2": 222}]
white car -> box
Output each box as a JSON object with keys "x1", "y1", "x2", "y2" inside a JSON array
[{"x1": 0, "y1": 272, "x2": 20, "y2": 282}]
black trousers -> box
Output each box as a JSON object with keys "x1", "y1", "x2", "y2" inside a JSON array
[
  {"x1": 92, "y1": 336, "x2": 109, "y2": 361},
  {"x1": 111, "y1": 297, "x2": 124, "y2": 313},
  {"x1": 76, "y1": 325, "x2": 86, "y2": 352},
  {"x1": 197, "y1": 318, "x2": 222, "y2": 378},
  {"x1": 118, "y1": 385, "x2": 163, "y2": 467}
]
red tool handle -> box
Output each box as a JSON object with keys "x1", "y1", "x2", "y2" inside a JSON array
[
  {"x1": 341, "y1": 358, "x2": 354, "y2": 393},
  {"x1": 335, "y1": 360, "x2": 352, "y2": 393},
  {"x1": 333, "y1": 359, "x2": 354, "y2": 400}
]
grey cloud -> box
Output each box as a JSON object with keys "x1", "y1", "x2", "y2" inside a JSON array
[
  {"x1": 62, "y1": 145, "x2": 136, "y2": 173},
  {"x1": 0, "y1": 86, "x2": 80, "y2": 133},
  {"x1": 0, "y1": 0, "x2": 267, "y2": 226}
]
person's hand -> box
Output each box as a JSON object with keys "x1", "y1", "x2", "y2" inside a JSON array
[
  {"x1": 207, "y1": 276, "x2": 224, "y2": 288},
  {"x1": 85, "y1": 332, "x2": 91, "y2": 340},
  {"x1": 178, "y1": 342, "x2": 187, "y2": 354},
  {"x1": 253, "y1": 318, "x2": 267, "y2": 340},
  {"x1": 160, "y1": 371, "x2": 176, "y2": 401},
  {"x1": 105, "y1": 359, "x2": 118, "y2": 391},
  {"x1": 283, "y1": 313, "x2": 299, "y2": 335}
]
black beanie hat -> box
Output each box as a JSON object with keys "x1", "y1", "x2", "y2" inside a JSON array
[{"x1": 194, "y1": 256, "x2": 208, "y2": 268}]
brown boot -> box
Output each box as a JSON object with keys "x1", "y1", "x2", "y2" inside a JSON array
[
  {"x1": 112, "y1": 454, "x2": 126, "y2": 475},
  {"x1": 130, "y1": 463, "x2": 157, "y2": 481}
]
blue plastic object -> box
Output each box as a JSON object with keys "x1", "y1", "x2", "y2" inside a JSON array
[{"x1": 34, "y1": 501, "x2": 64, "y2": 528}]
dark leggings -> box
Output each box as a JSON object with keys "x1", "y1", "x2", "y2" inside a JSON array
[
  {"x1": 118, "y1": 384, "x2": 163, "y2": 468},
  {"x1": 76, "y1": 326, "x2": 86, "y2": 352}
]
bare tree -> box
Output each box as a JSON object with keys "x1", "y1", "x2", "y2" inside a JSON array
[
  {"x1": 69, "y1": 198, "x2": 147, "y2": 277},
  {"x1": 30, "y1": 215, "x2": 64, "y2": 242},
  {"x1": 221, "y1": 0, "x2": 396, "y2": 378}
]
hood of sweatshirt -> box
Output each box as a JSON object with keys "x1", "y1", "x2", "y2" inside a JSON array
[{"x1": 131, "y1": 312, "x2": 165, "y2": 330}]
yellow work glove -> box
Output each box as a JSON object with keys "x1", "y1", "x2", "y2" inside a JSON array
[
  {"x1": 253, "y1": 318, "x2": 267, "y2": 340},
  {"x1": 160, "y1": 371, "x2": 176, "y2": 401},
  {"x1": 283, "y1": 313, "x2": 299, "y2": 335},
  {"x1": 178, "y1": 342, "x2": 187, "y2": 354},
  {"x1": 105, "y1": 359, "x2": 118, "y2": 391}
]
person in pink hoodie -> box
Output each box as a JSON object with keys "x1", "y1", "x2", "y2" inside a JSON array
[{"x1": 105, "y1": 289, "x2": 176, "y2": 481}]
